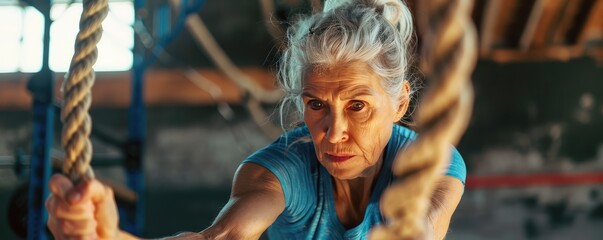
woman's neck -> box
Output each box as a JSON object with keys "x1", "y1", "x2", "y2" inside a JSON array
[{"x1": 332, "y1": 156, "x2": 384, "y2": 229}]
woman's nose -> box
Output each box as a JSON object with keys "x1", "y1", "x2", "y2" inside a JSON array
[{"x1": 325, "y1": 113, "x2": 349, "y2": 143}]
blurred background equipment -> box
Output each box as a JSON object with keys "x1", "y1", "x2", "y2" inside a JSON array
[{"x1": 0, "y1": 0, "x2": 602, "y2": 239}]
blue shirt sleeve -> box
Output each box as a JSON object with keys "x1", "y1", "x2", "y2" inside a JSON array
[
  {"x1": 445, "y1": 147, "x2": 467, "y2": 184},
  {"x1": 391, "y1": 125, "x2": 467, "y2": 185}
]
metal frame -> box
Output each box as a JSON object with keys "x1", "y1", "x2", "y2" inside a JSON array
[
  {"x1": 125, "y1": 0, "x2": 206, "y2": 235},
  {"x1": 23, "y1": 0, "x2": 53, "y2": 239},
  {"x1": 16, "y1": 0, "x2": 207, "y2": 237}
]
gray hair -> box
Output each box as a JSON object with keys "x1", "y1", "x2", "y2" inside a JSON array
[{"x1": 278, "y1": 0, "x2": 416, "y2": 129}]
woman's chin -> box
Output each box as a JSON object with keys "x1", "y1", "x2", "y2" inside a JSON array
[
  {"x1": 325, "y1": 167, "x2": 362, "y2": 180},
  {"x1": 322, "y1": 158, "x2": 379, "y2": 180}
]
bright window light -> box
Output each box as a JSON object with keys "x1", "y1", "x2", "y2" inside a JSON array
[
  {"x1": 0, "y1": 2, "x2": 134, "y2": 73},
  {"x1": 0, "y1": 6, "x2": 43, "y2": 73}
]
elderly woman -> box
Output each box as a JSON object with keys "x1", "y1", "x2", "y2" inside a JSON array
[{"x1": 46, "y1": 0, "x2": 466, "y2": 239}]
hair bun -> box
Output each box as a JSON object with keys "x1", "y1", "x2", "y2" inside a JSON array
[
  {"x1": 375, "y1": 0, "x2": 404, "y2": 27},
  {"x1": 375, "y1": 0, "x2": 414, "y2": 45},
  {"x1": 323, "y1": 0, "x2": 409, "y2": 29}
]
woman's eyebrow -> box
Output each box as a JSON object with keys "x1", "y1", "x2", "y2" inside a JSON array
[
  {"x1": 340, "y1": 86, "x2": 376, "y2": 100},
  {"x1": 301, "y1": 91, "x2": 320, "y2": 99}
]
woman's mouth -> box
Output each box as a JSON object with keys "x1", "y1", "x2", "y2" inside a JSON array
[{"x1": 327, "y1": 154, "x2": 353, "y2": 163}]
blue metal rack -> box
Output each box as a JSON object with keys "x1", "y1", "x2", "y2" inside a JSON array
[
  {"x1": 25, "y1": 0, "x2": 53, "y2": 239},
  {"x1": 124, "y1": 0, "x2": 207, "y2": 235},
  {"x1": 26, "y1": 0, "x2": 54, "y2": 240}
]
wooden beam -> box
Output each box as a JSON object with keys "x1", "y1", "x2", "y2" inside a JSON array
[
  {"x1": 526, "y1": 0, "x2": 566, "y2": 49},
  {"x1": 480, "y1": 0, "x2": 503, "y2": 54},
  {"x1": 577, "y1": 0, "x2": 603, "y2": 47},
  {"x1": 520, "y1": 0, "x2": 544, "y2": 51},
  {"x1": 0, "y1": 73, "x2": 30, "y2": 108},
  {"x1": 519, "y1": 0, "x2": 566, "y2": 50},
  {"x1": 0, "y1": 68, "x2": 278, "y2": 109},
  {"x1": 480, "y1": 0, "x2": 520, "y2": 53},
  {"x1": 552, "y1": 0, "x2": 583, "y2": 44},
  {"x1": 485, "y1": 46, "x2": 582, "y2": 63}
]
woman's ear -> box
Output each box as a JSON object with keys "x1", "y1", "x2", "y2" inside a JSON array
[{"x1": 393, "y1": 81, "x2": 411, "y2": 122}]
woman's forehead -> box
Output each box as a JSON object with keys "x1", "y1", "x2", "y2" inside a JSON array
[
  {"x1": 302, "y1": 72, "x2": 388, "y2": 101},
  {"x1": 304, "y1": 62, "x2": 381, "y2": 87},
  {"x1": 308, "y1": 61, "x2": 375, "y2": 78},
  {"x1": 303, "y1": 83, "x2": 377, "y2": 99}
]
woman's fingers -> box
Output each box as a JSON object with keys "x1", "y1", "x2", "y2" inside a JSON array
[
  {"x1": 49, "y1": 174, "x2": 75, "y2": 201},
  {"x1": 76, "y1": 177, "x2": 113, "y2": 204},
  {"x1": 48, "y1": 217, "x2": 98, "y2": 236},
  {"x1": 47, "y1": 174, "x2": 120, "y2": 239},
  {"x1": 83, "y1": 180, "x2": 120, "y2": 239},
  {"x1": 46, "y1": 196, "x2": 94, "y2": 220},
  {"x1": 46, "y1": 186, "x2": 97, "y2": 239}
]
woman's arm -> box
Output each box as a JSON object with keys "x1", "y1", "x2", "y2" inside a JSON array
[
  {"x1": 158, "y1": 162, "x2": 285, "y2": 239},
  {"x1": 197, "y1": 162, "x2": 285, "y2": 239},
  {"x1": 47, "y1": 162, "x2": 285, "y2": 240},
  {"x1": 427, "y1": 176, "x2": 464, "y2": 240}
]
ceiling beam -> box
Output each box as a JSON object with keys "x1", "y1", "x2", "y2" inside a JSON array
[
  {"x1": 577, "y1": 0, "x2": 603, "y2": 48},
  {"x1": 552, "y1": 0, "x2": 583, "y2": 45},
  {"x1": 480, "y1": 0, "x2": 520, "y2": 55},
  {"x1": 480, "y1": 0, "x2": 502, "y2": 54},
  {"x1": 519, "y1": 0, "x2": 566, "y2": 50},
  {"x1": 0, "y1": 68, "x2": 278, "y2": 109},
  {"x1": 487, "y1": 46, "x2": 581, "y2": 63}
]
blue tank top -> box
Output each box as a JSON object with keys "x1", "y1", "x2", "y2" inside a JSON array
[{"x1": 242, "y1": 125, "x2": 466, "y2": 239}]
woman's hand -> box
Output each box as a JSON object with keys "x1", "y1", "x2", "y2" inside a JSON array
[{"x1": 46, "y1": 174, "x2": 121, "y2": 239}]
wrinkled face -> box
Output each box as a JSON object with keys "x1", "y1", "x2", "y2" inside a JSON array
[{"x1": 302, "y1": 62, "x2": 408, "y2": 180}]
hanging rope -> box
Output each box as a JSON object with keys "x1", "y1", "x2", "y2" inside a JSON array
[
  {"x1": 180, "y1": 4, "x2": 283, "y2": 138},
  {"x1": 371, "y1": 0, "x2": 477, "y2": 239},
  {"x1": 61, "y1": 0, "x2": 108, "y2": 183},
  {"x1": 259, "y1": 0, "x2": 287, "y2": 50},
  {"x1": 184, "y1": 14, "x2": 283, "y2": 104}
]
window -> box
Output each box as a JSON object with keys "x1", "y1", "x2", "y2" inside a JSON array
[
  {"x1": 0, "y1": 1, "x2": 134, "y2": 73},
  {"x1": 0, "y1": 5, "x2": 43, "y2": 73}
]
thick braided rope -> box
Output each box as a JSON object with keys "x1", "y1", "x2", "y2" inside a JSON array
[
  {"x1": 61, "y1": 0, "x2": 108, "y2": 184},
  {"x1": 370, "y1": 0, "x2": 477, "y2": 239}
]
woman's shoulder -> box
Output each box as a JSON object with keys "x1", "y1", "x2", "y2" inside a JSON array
[
  {"x1": 388, "y1": 124, "x2": 467, "y2": 183},
  {"x1": 390, "y1": 124, "x2": 418, "y2": 146}
]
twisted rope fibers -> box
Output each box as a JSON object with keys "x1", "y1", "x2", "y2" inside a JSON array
[
  {"x1": 371, "y1": 0, "x2": 477, "y2": 239},
  {"x1": 61, "y1": 0, "x2": 109, "y2": 184}
]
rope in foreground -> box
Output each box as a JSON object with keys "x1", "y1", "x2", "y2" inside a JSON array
[
  {"x1": 61, "y1": 0, "x2": 108, "y2": 183},
  {"x1": 371, "y1": 0, "x2": 477, "y2": 239}
]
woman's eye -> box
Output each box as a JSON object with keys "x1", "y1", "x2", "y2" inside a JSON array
[
  {"x1": 350, "y1": 101, "x2": 365, "y2": 111},
  {"x1": 308, "y1": 100, "x2": 324, "y2": 110}
]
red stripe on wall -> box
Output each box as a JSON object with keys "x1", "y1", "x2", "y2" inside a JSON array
[{"x1": 466, "y1": 172, "x2": 603, "y2": 189}]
